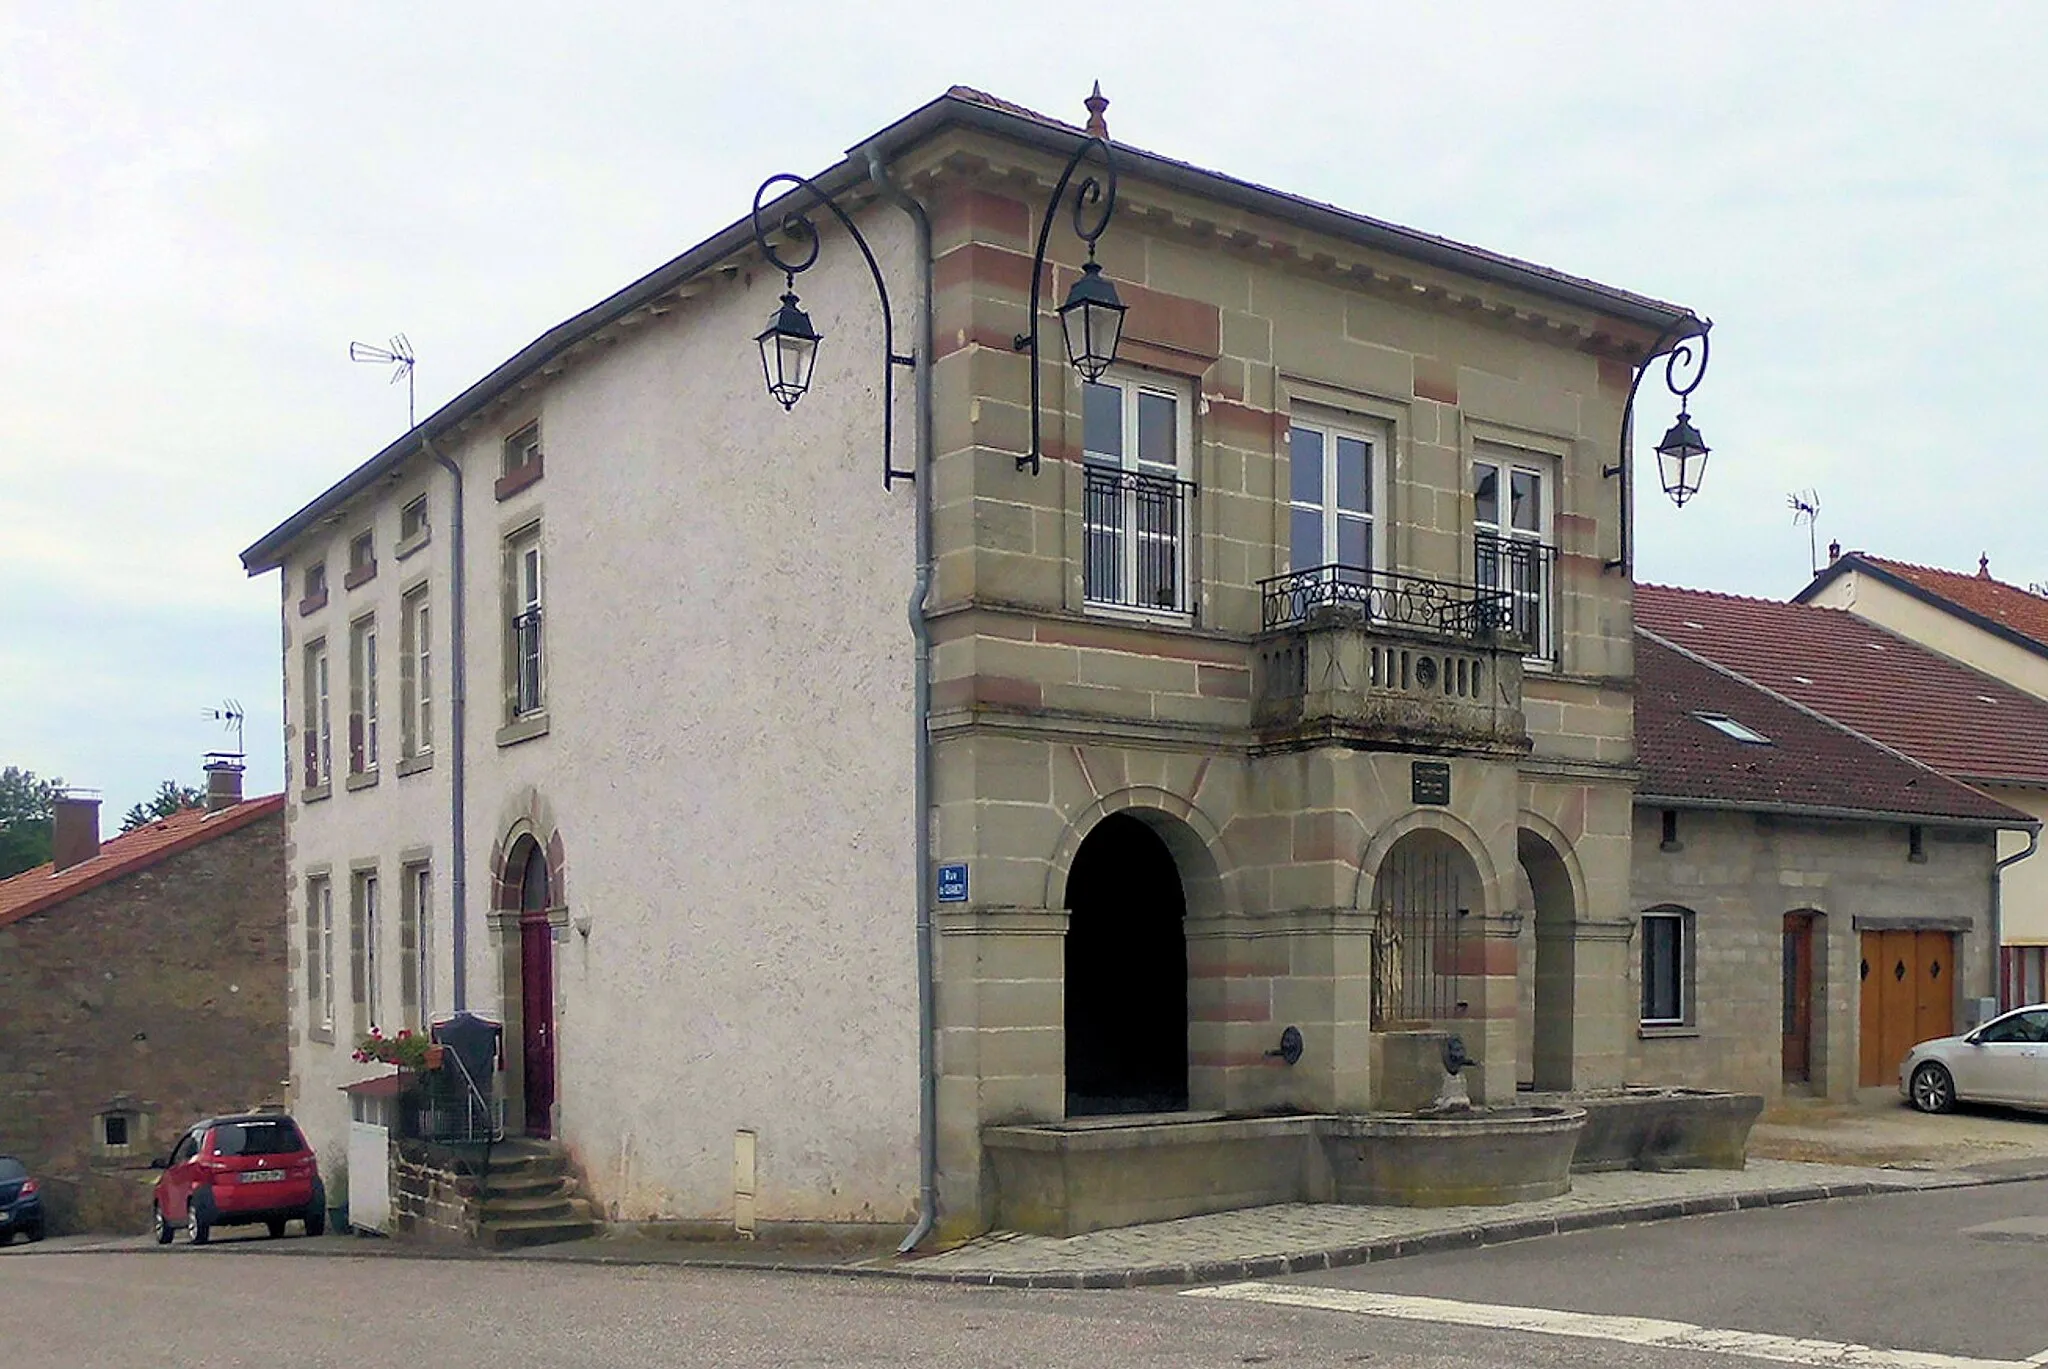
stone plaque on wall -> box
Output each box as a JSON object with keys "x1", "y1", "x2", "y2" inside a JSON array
[{"x1": 1411, "y1": 761, "x2": 1451, "y2": 806}]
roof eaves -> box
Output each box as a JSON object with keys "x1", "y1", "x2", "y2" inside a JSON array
[
  {"x1": 243, "y1": 89, "x2": 1704, "y2": 571},
  {"x1": 1634, "y1": 792, "x2": 2037, "y2": 831}
]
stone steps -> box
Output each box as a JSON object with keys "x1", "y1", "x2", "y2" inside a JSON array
[{"x1": 475, "y1": 1140, "x2": 600, "y2": 1250}]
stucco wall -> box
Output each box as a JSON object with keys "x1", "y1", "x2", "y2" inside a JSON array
[
  {"x1": 1626, "y1": 806, "x2": 1998, "y2": 1101},
  {"x1": 276, "y1": 201, "x2": 920, "y2": 1225},
  {"x1": 1802, "y1": 572, "x2": 2048, "y2": 944}
]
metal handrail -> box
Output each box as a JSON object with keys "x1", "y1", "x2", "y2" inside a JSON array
[
  {"x1": 1259, "y1": 564, "x2": 1521, "y2": 645},
  {"x1": 1082, "y1": 464, "x2": 1197, "y2": 613},
  {"x1": 442, "y1": 1042, "x2": 503, "y2": 1144}
]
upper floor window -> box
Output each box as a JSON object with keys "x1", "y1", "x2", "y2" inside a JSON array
[
  {"x1": 1080, "y1": 372, "x2": 1194, "y2": 616},
  {"x1": 1473, "y1": 453, "x2": 1558, "y2": 664},
  {"x1": 299, "y1": 560, "x2": 328, "y2": 616},
  {"x1": 400, "y1": 495, "x2": 428, "y2": 542},
  {"x1": 346, "y1": 530, "x2": 377, "y2": 589},
  {"x1": 1288, "y1": 415, "x2": 1384, "y2": 579},
  {"x1": 302, "y1": 640, "x2": 331, "y2": 792},
  {"x1": 400, "y1": 586, "x2": 432, "y2": 759},
  {"x1": 348, "y1": 615, "x2": 379, "y2": 775},
  {"x1": 497, "y1": 421, "x2": 544, "y2": 500},
  {"x1": 508, "y1": 525, "x2": 544, "y2": 717}
]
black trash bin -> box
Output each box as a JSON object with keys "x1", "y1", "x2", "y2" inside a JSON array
[{"x1": 427, "y1": 1013, "x2": 502, "y2": 1142}]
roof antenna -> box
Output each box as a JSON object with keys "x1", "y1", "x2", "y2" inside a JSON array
[
  {"x1": 349, "y1": 333, "x2": 417, "y2": 430},
  {"x1": 1788, "y1": 490, "x2": 1822, "y2": 577},
  {"x1": 202, "y1": 699, "x2": 246, "y2": 763}
]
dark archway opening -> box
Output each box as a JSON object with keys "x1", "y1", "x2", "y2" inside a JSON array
[{"x1": 1064, "y1": 812, "x2": 1189, "y2": 1117}]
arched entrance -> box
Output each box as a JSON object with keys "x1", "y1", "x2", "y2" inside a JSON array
[
  {"x1": 510, "y1": 836, "x2": 556, "y2": 1138},
  {"x1": 1370, "y1": 829, "x2": 1484, "y2": 1028},
  {"x1": 1064, "y1": 812, "x2": 1189, "y2": 1116},
  {"x1": 1519, "y1": 829, "x2": 1577, "y2": 1091}
]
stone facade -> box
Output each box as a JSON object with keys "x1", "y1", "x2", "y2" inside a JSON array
[
  {"x1": 1627, "y1": 806, "x2": 1998, "y2": 1101},
  {"x1": 0, "y1": 810, "x2": 286, "y2": 1233}
]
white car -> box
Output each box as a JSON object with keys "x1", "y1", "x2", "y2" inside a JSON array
[{"x1": 1901, "y1": 1003, "x2": 2048, "y2": 1113}]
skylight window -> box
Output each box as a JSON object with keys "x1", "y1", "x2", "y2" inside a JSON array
[{"x1": 1694, "y1": 712, "x2": 1773, "y2": 745}]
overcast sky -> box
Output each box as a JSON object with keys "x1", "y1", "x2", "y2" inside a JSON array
[{"x1": 3, "y1": 2, "x2": 2043, "y2": 818}]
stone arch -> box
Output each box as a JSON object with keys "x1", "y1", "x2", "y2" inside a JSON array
[
  {"x1": 1044, "y1": 785, "x2": 1231, "y2": 921},
  {"x1": 1517, "y1": 818, "x2": 1583, "y2": 1091},
  {"x1": 489, "y1": 801, "x2": 567, "y2": 914},
  {"x1": 1352, "y1": 807, "x2": 1503, "y2": 918}
]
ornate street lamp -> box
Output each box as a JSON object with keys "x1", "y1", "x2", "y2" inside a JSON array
[
  {"x1": 1013, "y1": 115, "x2": 1125, "y2": 474},
  {"x1": 1604, "y1": 325, "x2": 1712, "y2": 569},
  {"x1": 750, "y1": 172, "x2": 916, "y2": 488}
]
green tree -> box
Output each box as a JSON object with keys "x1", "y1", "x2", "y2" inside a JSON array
[
  {"x1": 120, "y1": 779, "x2": 207, "y2": 834},
  {"x1": 0, "y1": 766, "x2": 64, "y2": 878}
]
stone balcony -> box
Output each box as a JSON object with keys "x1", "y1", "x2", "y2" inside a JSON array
[{"x1": 1252, "y1": 566, "x2": 1531, "y2": 754}]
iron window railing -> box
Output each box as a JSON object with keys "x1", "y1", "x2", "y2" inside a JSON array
[
  {"x1": 1259, "y1": 564, "x2": 1527, "y2": 649},
  {"x1": 512, "y1": 607, "x2": 543, "y2": 715},
  {"x1": 1083, "y1": 464, "x2": 1196, "y2": 614},
  {"x1": 1474, "y1": 532, "x2": 1559, "y2": 663}
]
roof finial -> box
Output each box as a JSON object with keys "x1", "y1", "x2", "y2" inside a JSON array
[
  {"x1": 1828, "y1": 538, "x2": 1841, "y2": 563},
  {"x1": 1084, "y1": 81, "x2": 1109, "y2": 140},
  {"x1": 1979, "y1": 552, "x2": 1992, "y2": 579}
]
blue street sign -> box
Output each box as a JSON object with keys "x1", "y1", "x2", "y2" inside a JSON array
[{"x1": 936, "y1": 863, "x2": 969, "y2": 903}]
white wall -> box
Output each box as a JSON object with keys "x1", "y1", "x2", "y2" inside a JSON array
[{"x1": 279, "y1": 199, "x2": 922, "y2": 1225}]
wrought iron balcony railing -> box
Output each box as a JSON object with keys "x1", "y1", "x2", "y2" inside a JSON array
[
  {"x1": 1260, "y1": 565, "x2": 1521, "y2": 646},
  {"x1": 1083, "y1": 463, "x2": 1197, "y2": 614}
]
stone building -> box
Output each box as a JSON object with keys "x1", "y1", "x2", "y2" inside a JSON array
[
  {"x1": 0, "y1": 769, "x2": 285, "y2": 1233},
  {"x1": 1629, "y1": 628, "x2": 2035, "y2": 1102},
  {"x1": 1796, "y1": 551, "x2": 2048, "y2": 1007},
  {"x1": 241, "y1": 86, "x2": 1716, "y2": 1243}
]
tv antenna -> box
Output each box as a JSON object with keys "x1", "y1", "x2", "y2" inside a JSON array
[
  {"x1": 202, "y1": 700, "x2": 246, "y2": 762},
  {"x1": 349, "y1": 333, "x2": 417, "y2": 429},
  {"x1": 1788, "y1": 490, "x2": 1822, "y2": 577}
]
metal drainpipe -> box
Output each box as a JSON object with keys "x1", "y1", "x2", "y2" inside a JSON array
[
  {"x1": 864, "y1": 143, "x2": 938, "y2": 1254},
  {"x1": 422, "y1": 432, "x2": 471, "y2": 1012},
  {"x1": 1992, "y1": 827, "x2": 2041, "y2": 1009}
]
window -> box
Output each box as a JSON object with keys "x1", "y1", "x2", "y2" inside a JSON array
[
  {"x1": 1976, "y1": 1009, "x2": 2048, "y2": 1045},
  {"x1": 349, "y1": 616, "x2": 379, "y2": 774},
  {"x1": 1080, "y1": 373, "x2": 1194, "y2": 614},
  {"x1": 497, "y1": 421, "x2": 544, "y2": 499},
  {"x1": 400, "y1": 587, "x2": 432, "y2": 759},
  {"x1": 103, "y1": 1114, "x2": 128, "y2": 1147},
  {"x1": 1473, "y1": 454, "x2": 1558, "y2": 662},
  {"x1": 306, "y1": 876, "x2": 334, "y2": 1034},
  {"x1": 302, "y1": 640, "x2": 331, "y2": 790},
  {"x1": 400, "y1": 495, "x2": 428, "y2": 543},
  {"x1": 402, "y1": 863, "x2": 431, "y2": 1029},
  {"x1": 211, "y1": 1119, "x2": 306, "y2": 1156},
  {"x1": 346, "y1": 530, "x2": 376, "y2": 589},
  {"x1": 352, "y1": 870, "x2": 380, "y2": 1032},
  {"x1": 1694, "y1": 713, "x2": 1772, "y2": 745},
  {"x1": 1287, "y1": 415, "x2": 1382, "y2": 579},
  {"x1": 508, "y1": 526, "x2": 544, "y2": 716},
  {"x1": 1641, "y1": 907, "x2": 1691, "y2": 1026},
  {"x1": 300, "y1": 560, "x2": 328, "y2": 614}
]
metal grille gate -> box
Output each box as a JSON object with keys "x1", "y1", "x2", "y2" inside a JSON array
[{"x1": 1372, "y1": 841, "x2": 1470, "y2": 1027}]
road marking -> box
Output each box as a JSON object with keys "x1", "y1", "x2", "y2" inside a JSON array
[{"x1": 1183, "y1": 1283, "x2": 2032, "y2": 1369}]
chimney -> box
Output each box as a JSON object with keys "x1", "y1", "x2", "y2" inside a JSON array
[
  {"x1": 204, "y1": 754, "x2": 245, "y2": 813},
  {"x1": 51, "y1": 792, "x2": 102, "y2": 872}
]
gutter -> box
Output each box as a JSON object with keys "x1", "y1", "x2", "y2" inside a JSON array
[
  {"x1": 862, "y1": 145, "x2": 938, "y2": 1254},
  {"x1": 422, "y1": 432, "x2": 471, "y2": 1011},
  {"x1": 1634, "y1": 794, "x2": 2040, "y2": 833},
  {"x1": 1994, "y1": 828, "x2": 2041, "y2": 1007}
]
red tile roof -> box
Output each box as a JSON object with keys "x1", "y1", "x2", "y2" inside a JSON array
[
  {"x1": 1803, "y1": 552, "x2": 2048, "y2": 656},
  {"x1": 1635, "y1": 634, "x2": 2031, "y2": 825},
  {"x1": 0, "y1": 794, "x2": 285, "y2": 930},
  {"x1": 1636, "y1": 585, "x2": 2048, "y2": 787}
]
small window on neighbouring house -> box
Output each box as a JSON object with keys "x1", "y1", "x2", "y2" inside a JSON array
[
  {"x1": 102, "y1": 1114, "x2": 129, "y2": 1148},
  {"x1": 400, "y1": 495, "x2": 428, "y2": 543},
  {"x1": 504, "y1": 422, "x2": 542, "y2": 476},
  {"x1": 1641, "y1": 907, "x2": 1691, "y2": 1026},
  {"x1": 1694, "y1": 712, "x2": 1773, "y2": 745}
]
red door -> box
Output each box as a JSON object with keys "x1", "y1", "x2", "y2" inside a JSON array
[
  {"x1": 520, "y1": 912, "x2": 556, "y2": 1138},
  {"x1": 1782, "y1": 914, "x2": 1814, "y2": 1085}
]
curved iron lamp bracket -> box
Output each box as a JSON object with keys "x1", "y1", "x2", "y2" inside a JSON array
[
  {"x1": 1012, "y1": 136, "x2": 1119, "y2": 474},
  {"x1": 751, "y1": 173, "x2": 917, "y2": 489},
  {"x1": 1602, "y1": 321, "x2": 1711, "y2": 572}
]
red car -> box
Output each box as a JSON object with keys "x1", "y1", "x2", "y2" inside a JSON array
[{"x1": 151, "y1": 1113, "x2": 326, "y2": 1245}]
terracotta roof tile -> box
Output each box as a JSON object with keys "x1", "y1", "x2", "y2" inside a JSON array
[
  {"x1": 1635, "y1": 585, "x2": 2048, "y2": 787},
  {"x1": 0, "y1": 794, "x2": 285, "y2": 930},
  {"x1": 1847, "y1": 553, "x2": 2048, "y2": 653},
  {"x1": 1635, "y1": 633, "x2": 2031, "y2": 824}
]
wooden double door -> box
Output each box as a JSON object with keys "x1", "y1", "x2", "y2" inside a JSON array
[{"x1": 1858, "y1": 929, "x2": 1954, "y2": 1087}]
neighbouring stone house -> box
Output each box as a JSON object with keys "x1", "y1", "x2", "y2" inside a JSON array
[
  {"x1": 1797, "y1": 550, "x2": 2048, "y2": 1007},
  {"x1": 1627, "y1": 627, "x2": 2035, "y2": 1102},
  {"x1": 241, "y1": 85, "x2": 1724, "y2": 1244},
  {"x1": 0, "y1": 766, "x2": 286, "y2": 1233}
]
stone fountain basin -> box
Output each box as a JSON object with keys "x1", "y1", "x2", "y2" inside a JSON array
[{"x1": 1324, "y1": 1106, "x2": 1588, "y2": 1207}]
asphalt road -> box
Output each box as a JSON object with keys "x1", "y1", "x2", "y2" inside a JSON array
[{"x1": 8, "y1": 1182, "x2": 2047, "y2": 1368}]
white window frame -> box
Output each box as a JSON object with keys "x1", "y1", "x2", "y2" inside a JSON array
[
  {"x1": 1640, "y1": 907, "x2": 1691, "y2": 1027},
  {"x1": 1473, "y1": 449, "x2": 1559, "y2": 666},
  {"x1": 400, "y1": 495, "x2": 428, "y2": 543},
  {"x1": 401, "y1": 586, "x2": 432, "y2": 757},
  {"x1": 1079, "y1": 369, "x2": 1195, "y2": 619},
  {"x1": 504, "y1": 421, "x2": 542, "y2": 477},
  {"x1": 360, "y1": 871, "x2": 381, "y2": 1029},
  {"x1": 509, "y1": 525, "x2": 545, "y2": 717},
  {"x1": 1286, "y1": 409, "x2": 1390, "y2": 577},
  {"x1": 305, "y1": 640, "x2": 331, "y2": 789},
  {"x1": 349, "y1": 615, "x2": 379, "y2": 773},
  {"x1": 314, "y1": 878, "x2": 334, "y2": 1034},
  {"x1": 411, "y1": 864, "x2": 433, "y2": 1029}
]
